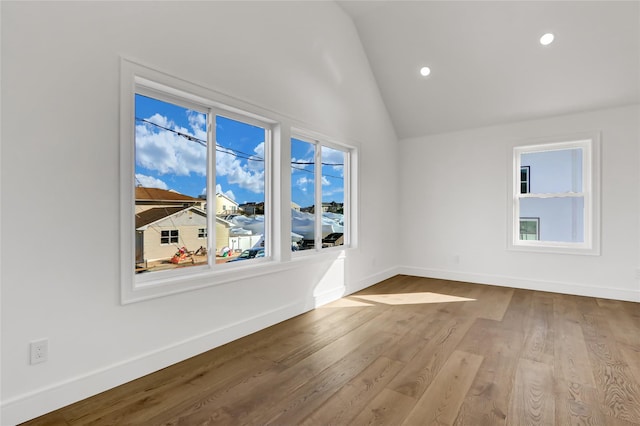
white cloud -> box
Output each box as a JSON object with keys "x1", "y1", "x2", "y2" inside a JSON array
[
  {"x1": 187, "y1": 110, "x2": 206, "y2": 131},
  {"x1": 322, "y1": 147, "x2": 345, "y2": 175},
  {"x1": 216, "y1": 183, "x2": 236, "y2": 201},
  {"x1": 247, "y1": 142, "x2": 265, "y2": 173},
  {"x1": 136, "y1": 107, "x2": 267, "y2": 196},
  {"x1": 296, "y1": 176, "x2": 311, "y2": 186},
  {"x1": 135, "y1": 112, "x2": 207, "y2": 177},
  {"x1": 321, "y1": 147, "x2": 344, "y2": 163},
  {"x1": 216, "y1": 147, "x2": 264, "y2": 194},
  {"x1": 147, "y1": 113, "x2": 170, "y2": 128},
  {"x1": 291, "y1": 156, "x2": 314, "y2": 175},
  {"x1": 135, "y1": 174, "x2": 168, "y2": 190},
  {"x1": 322, "y1": 176, "x2": 331, "y2": 186}
]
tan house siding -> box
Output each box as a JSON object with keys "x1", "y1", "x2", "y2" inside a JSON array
[
  {"x1": 216, "y1": 221, "x2": 230, "y2": 253},
  {"x1": 216, "y1": 193, "x2": 238, "y2": 215},
  {"x1": 141, "y1": 209, "x2": 208, "y2": 262}
]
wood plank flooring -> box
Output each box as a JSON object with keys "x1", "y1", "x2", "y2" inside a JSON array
[{"x1": 22, "y1": 275, "x2": 640, "y2": 425}]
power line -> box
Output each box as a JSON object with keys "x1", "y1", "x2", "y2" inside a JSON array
[{"x1": 136, "y1": 117, "x2": 344, "y2": 167}]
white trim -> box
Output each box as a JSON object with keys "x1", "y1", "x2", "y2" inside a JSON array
[
  {"x1": 350, "y1": 266, "x2": 400, "y2": 294},
  {"x1": 398, "y1": 266, "x2": 640, "y2": 303},
  {"x1": 121, "y1": 58, "x2": 360, "y2": 303},
  {"x1": 507, "y1": 132, "x2": 601, "y2": 255},
  {"x1": 290, "y1": 131, "x2": 355, "y2": 255},
  {"x1": 122, "y1": 59, "x2": 278, "y2": 303},
  {"x1": 0, "y1": 299, "x2": 310, "y2": 426}
]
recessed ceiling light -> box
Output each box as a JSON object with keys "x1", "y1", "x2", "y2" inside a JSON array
[
  {"x1": 540, "y1": 33, "x2": 554, "y2": 46},
  {"x1": 420, "y1": 66, "x2": 431, "y2": 77}
]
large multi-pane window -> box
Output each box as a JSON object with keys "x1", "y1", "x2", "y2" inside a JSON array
[
  {"x1": 133, "y1": 91, "x2": 269, "y2": 275},
  {"x1": 121, "y1": 60, "x2": 356, "y2": 302},
  {"x1": 291, "y1": 136, "x2": 348, "y2": 252},
  {"x1": 510, "y1": 136, "x2": 600, "y2": 254}
]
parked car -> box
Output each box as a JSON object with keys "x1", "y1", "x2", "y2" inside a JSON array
[{"x1": 227, "y1": 248, "x2": 264, "y2": 262}]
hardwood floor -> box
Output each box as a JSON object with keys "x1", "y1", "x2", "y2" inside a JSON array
[{"x1": 23, "y1": 276, "x2": 640, "y2": 425}]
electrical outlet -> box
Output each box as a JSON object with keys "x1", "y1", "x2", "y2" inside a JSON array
[{"x1": 30, "y1": 339, "x2": 48, "y2": 364}]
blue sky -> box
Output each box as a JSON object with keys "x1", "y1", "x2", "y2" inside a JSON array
[{"x1": 135, "y1": 94, "x2": 343, "y2": 208}]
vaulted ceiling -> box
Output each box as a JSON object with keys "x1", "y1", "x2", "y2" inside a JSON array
[{"x1": 338, "y1": 1, "x2": 640, "y2": 139}]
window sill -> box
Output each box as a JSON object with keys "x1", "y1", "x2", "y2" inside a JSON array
[
  {"x1": 508, "y1": 242, "x2": 600, "y2": 256},
  {"x1": 122, "y1": 248, "x2": 350, "y2": 304}
]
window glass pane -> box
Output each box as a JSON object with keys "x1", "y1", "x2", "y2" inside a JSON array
[
  {"x1": 521, "y1": 148, "x2": 583, "y2": 193},
  {"x1": 215, "y1": 115, "x2": 266, "y2": 263},
  {"x1": 519, "y1": 218, "x2": 539, "y2": 240},
  {"x1": 321, "y1": 146, "x2": 345, "y2": 249},
  {"x1": 520, "y1": 166, "x2": 529, "y2": 194},
  {"x1": 520, "y1": 197, "x2": 584, "y2": 243},
  {"x1": 134, "y1": 94, "x2": 208, "y2": 272},
  {"x1": 291, "y1": 138, "x2": 316, "y2": 251}
]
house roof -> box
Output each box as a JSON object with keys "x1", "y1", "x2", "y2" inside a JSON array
[
  {"x1": 136, "y1": 206, "x2": 233, "y2": 230},
  {"x1": 136, "y1": 207, "x2": 187, "y2": 229},
  {"x1": 135, "y1": 187, "x2": 202, "y2": 203},
  {"x1": 216, "y1": 192, "x2": 238, "y2": 206}
]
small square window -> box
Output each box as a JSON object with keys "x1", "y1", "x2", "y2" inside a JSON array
[
  {"x1": 160, "y1": 229, "x2": 179, "y2": 245},
  {"x1": 520, "y1": 166, "x2": 530, "y2": 194}
]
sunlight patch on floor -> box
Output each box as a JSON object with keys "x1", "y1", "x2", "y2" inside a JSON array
[
  {"x1": 351, "y1": 292, "x2": 476, "y2": 305},
  {"x1": 319, "y1": 298, "x2": 374, "y2": 308}
]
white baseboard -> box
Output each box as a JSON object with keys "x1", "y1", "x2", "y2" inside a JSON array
[
  {"x1": 2, "y1": 267, "x2": 398, "y2": 425},
  {"x1": 398, "y1": 265, "x2": 640, "y2": 303},
  {"x1": 0, "y1": 299, "x2": 308, "y2": 426},
  {"x1": 15, "y1": 264, "x2": 629, "y2": 425},
  {"x1": 350, "y1": 266, "x2": 400, "y2": 294},
  {"x1": 313, "y1": 285, "x2": 347, "y2": 307}
]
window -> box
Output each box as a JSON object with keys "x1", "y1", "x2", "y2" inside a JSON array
[
  {"x1": 520, "y1": 166, "x2": 530, "y2": 194},
  {"x1": 519, "y1": 218, "x2": 539, "y2": 240},
  {"x1": 291, "y1": 136, "x2": 350, "y2": 252},
  {"x1": 120, "y1": 59, "x2": 356, "y2": 303},
  {"x1": 161, "y1": 230, "x2": 179, "y2": 245},
  {"x1": 134, "y1": 91, "x2": 269, "y2": 273},
  {"x1": 509, "y1": 135, "x2": 600, "y2": 255}
]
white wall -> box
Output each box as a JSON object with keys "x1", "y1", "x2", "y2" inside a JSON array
[
  {"x1": 0, "y1": 2, "x2": 399, "y2": 423},
  {"x1": 399, "y1": 104, "x2": 640, "y2": 303}
]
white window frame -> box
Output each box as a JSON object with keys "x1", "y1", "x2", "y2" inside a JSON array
[
  {"x1": 121, "y1": 59, "x2": 282, "y2": 303},
  {"x1": 290, "y1": 131, "x2": 355, "y2": 255},
  {"x1": 508, "y1": 133, "x2": 601, "y2": 255},
  {"x1": 120, "y1": 59, "x2": 358, "y2": 304}
]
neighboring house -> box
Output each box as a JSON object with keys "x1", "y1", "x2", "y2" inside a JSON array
[
  {"x1": 216, "y1": 192, "x2": 239, "y2": 215},
  {"x1": 239, "y1": 201, "x2": 264, "y2": 215},
  {"x1": 135, "y1": 186, "x2": 205, "y2": 213},
  {"x1": 135, "y1": 205, "x2": 233, "y2": 264},
  {"x1": 322, "y1": 201, "x2": 343, "y2": 213},
  {"x1": 291, "y1": 201, "x2": 301, "y2": 212},
  {"x1": 301, "y1": 202, "x2": 343, "y2": 214},
  {"x1": 135, "y1": 206, "x2": 207, "y2": 263}
]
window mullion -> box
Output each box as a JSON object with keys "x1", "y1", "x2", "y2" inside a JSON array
[
  {"x1": 207, "y1": 111, "x2": 216, "y2": 268},
  {"x1": 315, "y1": 143, "x2": 322, "y2": 251},
  {"x1": 520, "y1": 192, "x2": 586, "y2": 199}
]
